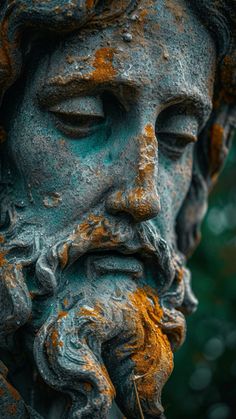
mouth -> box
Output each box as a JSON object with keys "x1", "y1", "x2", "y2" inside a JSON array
[{"x1": 85, "y1": 250, "x2": 145, "y2": 280}]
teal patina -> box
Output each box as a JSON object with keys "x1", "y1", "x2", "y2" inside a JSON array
[{"x1": 0, "y1": 1, "x2": 235, "y2": 418}]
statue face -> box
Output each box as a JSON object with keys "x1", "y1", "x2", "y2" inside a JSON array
[
  {"x1": 6, "y1": 1, "x2": 214, "y2": 246},
  {"x1": 1, "y1": 1, "x2": 217, "y2": 418}
]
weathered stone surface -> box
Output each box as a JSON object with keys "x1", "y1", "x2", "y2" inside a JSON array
[{"x1": 0, "y1": 1, "x2": 235, "y2": 418}]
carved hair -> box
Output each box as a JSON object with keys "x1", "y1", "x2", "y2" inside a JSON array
[
  {"x1": 0, "y1": 0, "x2": 235, "y2": 256},
  {"x1": 178, "y1": 0, "x2": 236, "y2": 255}
]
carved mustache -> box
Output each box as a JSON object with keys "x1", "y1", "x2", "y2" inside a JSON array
[
  {"x1": 34, "y1": 214, "x2": 187, "y2": 350},
  {"x1": 35, "y1": 214, "x2": 178, "y2": 297}
]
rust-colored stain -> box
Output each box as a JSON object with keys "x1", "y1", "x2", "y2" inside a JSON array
[
  {"x1": 83, "y1": 381, "x2": 93, "y2": 392},
  {"x1": 78, "y1": 304, "x2": 103, "y2": 319},
  {"x1": 137, "y1": 124, "x2": 157, "y2": 184},
  {"x1": 63, "y1": 298, "x2": 69, "y2": 308},
  {"x1": 128, "y1": 287, "x2": 173, "y2": 402},
  {"x1": 139, "y1": 9, "x2": 149, "y2": 22},
  {"x1": 76, "y1": 304, "x2": 116, "y2": 398},
  {"x1": 86, "y1": 0, "x2": 95, "y2": 9},
  {"x1": 176, "y1": 266, "x2": 184, "y2": 283},
  {"x1": 109, "y1": 123, "x2": 158, "y2": 217},
  {"x1": 57, "y1": 310, "x2": 68, "y2": 320},
  {"x1": 59, "y1": 243, "x2": 69, "y2": 269},
  {"x1": 77, "y1": 351, "x2": 115, "y2": 399},
  {"x1": 0, "y1": 263, "x2": 18, "y2": 289},
  {"x1": 0, "y1": 251, "x2": 8, "y2": 268},
  {"x1": 100, "y1": 364, "x2": 116, "y2": 398},
  {"x1": 109, "y1": 122, "x2": 158, "y2": 220},
  {"x1": 91, "y1": 47, "x2": 117, "y2": 82},
  {"x1": 0, "y1": 235, "x2": 4, "y2": 243},
  {"x1": 69, "y1": 214, "x2": 120, "y2": 250},
  {"x1": 50, "y1": 329, "x2": 63, "y2": 348},
  {"x1": 0, "y1": 387, "x2": 4, "y2": 396}
]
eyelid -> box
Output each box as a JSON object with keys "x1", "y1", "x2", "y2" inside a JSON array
[
  {"x1": 48, "y1": 96, "x2": 104, "y2": 118},
  {"x1": 156, "y1": 113, "x2": 199, "y2": 141},
  {"x1": 158, "y1": 131, "x2": 197, "y2": 143}
]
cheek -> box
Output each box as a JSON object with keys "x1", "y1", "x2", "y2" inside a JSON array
[
  {"x1": 7, "y1": 98, "x2": 108, "y2": 191},
  {"x1": 7, "y1": 107, "x2": 115, "y2": 231},
  {"x1": 158, "y1": 149, "x2": 193, "y2": 229},
  {"x1": 170, "y1": 153, "x2": 193, "y2": 215}
]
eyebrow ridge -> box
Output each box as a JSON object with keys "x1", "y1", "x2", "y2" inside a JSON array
[
  {"x1": 38, "y1": 74, "x2": 213, "y2": 127},
  {"x1": 161, "y1": 89, "x2": 213, "y2": 128}
]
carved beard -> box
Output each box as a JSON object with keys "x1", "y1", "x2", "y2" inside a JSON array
[
  {"x1": 35, "y1": 280, "x2": 173, "y2": 418},
  {"x1": 0, "y1": 213, "x2": 196, "y2": 418}
]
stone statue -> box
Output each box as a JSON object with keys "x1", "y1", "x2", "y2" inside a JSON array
[{"x1": 0, "y1": 1, "x2": 235, "y2": 418}]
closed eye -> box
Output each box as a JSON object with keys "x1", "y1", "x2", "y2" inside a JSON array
[
  {"x1": 48, "y1": 96, "x2": 106, "y2": 139},
  {"x1": 156, "y1": 105, "x2": 199, "y2": 159},
  {"x1": 157, "y1": 132, "x2": 196, "y2": 158},
  {"x1": 51, "y1": 111, "x2": 105, "y2": 138}
]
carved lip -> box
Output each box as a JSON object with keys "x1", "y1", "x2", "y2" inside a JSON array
[{"x1": 85, "y1": 251, "x2": 144, "y2": 279}]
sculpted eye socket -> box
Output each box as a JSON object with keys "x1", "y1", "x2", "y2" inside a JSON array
[
  {"x1": 49, "y1": 96, "x2": 106, "y2": 138},
  {"x1": 156, "y1": 110, "x2": 198, "y2": 159}
]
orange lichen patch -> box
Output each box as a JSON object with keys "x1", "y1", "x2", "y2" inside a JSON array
[
  {"x1": 83, "y1": 381, "x2": 93, "y2": 392},
  {"x1": 6, "y1": 404, "x2": 17, "y2": 415},
  {"x1": 137, "y1": 124, "x2": 157, "y2": 185},
  {"x1": 63, "y1": 298, "x2": 69, "y2": 308},
  {"x1": 77, "y1": 352, "x2": 115, "y2": 399},
  {"x1": 57, "y1": 310, "x2": 68, "y2": 320},
  {"x1": 0, "y1": 251, "x2": 8, "y2": 268},
  {"x1": 144, "y1": 123, "x2": 155, "y2": 138},
  {"x1": 50, "y1": 329, "x2": 63, "y2": 348},
  {"x1": 0, "y1": 235, "x2": 4, "y2": 243},
  {"x1": 100, "y1": 364, "x2": 116, "y2": 398},
  {"x1": 6, "y1": 382, "x2": 21, "y2": 401},
  {"x1": 210, "y1": 123, "x2": 226, "y2": 180},
  {"x1": 71, "y1": 215, "x2": 118, "y2": 248},
  {"x1": 86, "y1": 0, "x2": 95, "y2": 9},
  {"x1": 176, "y1": 266, "x2": 184, "y2": 283},
  {"x1": 139, "y1": 9, "x2": 149, "y2": 22},
  {"x1": 92, "y1": 48, "x2": 117, "y2": 83},
  {"x1": 59, "y1": 243, "x2": 69, "y2": 269},
  {"x1": 78, "y1": 303, "x2": 103, "y2": 319},
  {"x1": 0, "y1": 264, "x2": 18, "y2": 290},
  {"x1": 127, "y1": 287, "x2": 173, "y2": 404}
]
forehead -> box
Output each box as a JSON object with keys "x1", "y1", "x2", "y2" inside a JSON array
[{"x1": 42, "y1": 0, "x2": 215, "y2": 105}]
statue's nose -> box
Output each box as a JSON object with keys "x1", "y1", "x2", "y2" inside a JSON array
[{"x1": 106, "y1": 124, "x2": 161, "y2": 222}]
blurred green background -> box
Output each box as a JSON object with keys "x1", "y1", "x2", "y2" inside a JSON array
[{"x1": 163, "y1": 139, "x2": 236, "y2": 419}]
